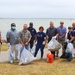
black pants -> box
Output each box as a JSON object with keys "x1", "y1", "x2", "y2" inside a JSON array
[
  {"x1": 30, "y1": 40, "x2": 34, "y2": 49},
  {"x1": 51, "y1": 51, "x2": 55, "y2": 58}
]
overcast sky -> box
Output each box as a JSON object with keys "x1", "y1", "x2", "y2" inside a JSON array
[{"x1": 0, "y1": 0, "x2": 75, "y2": 18}]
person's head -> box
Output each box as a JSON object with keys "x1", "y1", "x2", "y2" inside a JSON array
[
  {"x1": 11, "y1": 23, "x2": 16, "y2": 30},
  {"x1": 39, "y1": 26, "x2": 44, "y2": 32},
  {"x1": 50, "y1": 21, "x2": 54, "y2": 28},
  {"x1": 72, "y1": 23, "x2": 75, "y2": 29},
  {"x1": 60, "y1": 21, "x2": 64, "y2": 27},
  {"x1": 23, "y1": 24, "x2": 28, "y2": 30},
  {"x1": 29, "y1": 22, "x2": 33, "y2": 28},
  {"x1": 68, "y1": 26, "x2": 72, "y2": 32}
]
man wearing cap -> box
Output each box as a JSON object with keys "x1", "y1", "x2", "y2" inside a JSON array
[
  {"x1": 67, "y1": 26, "x2": 75, "y2": 43},
  {"x1": 57, "y1": 21, "x2": 67, "y2": 55},
  {"x1": 6, "y1": 23, "x2": 19, "y2": 63},
  {"x1": 27, "y1": 22, "x2": 36, "y2": 52}
]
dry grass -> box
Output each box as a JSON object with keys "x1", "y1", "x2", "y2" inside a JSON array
[
  {"x1": 1, "y1": 43, "x2": 8, "y2": 51},
  {"x1": 0, "y1": 44, "x2": 75, "y2": 75}
]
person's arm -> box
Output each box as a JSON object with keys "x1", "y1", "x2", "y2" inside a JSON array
[{"x1": 18, "y1": 32, "x2": 23, "y2": 44}]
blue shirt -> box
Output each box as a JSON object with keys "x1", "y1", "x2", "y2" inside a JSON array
[
  {"x1": 36, "y1": 32, "x2": 46, "y2": 44},
  {"x1": 57, "y1": 26, "x2": 66, "y2": 40},
  {"x1": 67, "y1": 31, "x2": 74, "y2": 43},
  {"x1": 6, "y1": 29, "x2": 19, "y2": 45},
  {"x1": 73, "y1": 28, "x2": 75, "y2": 37},
  {"x1": 27, "y1": 27, "x2": 36, "y2": 41}
]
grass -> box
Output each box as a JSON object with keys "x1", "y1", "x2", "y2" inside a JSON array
[{"x1": 0, "y1": 44, "x2": 75, "y2": 75}]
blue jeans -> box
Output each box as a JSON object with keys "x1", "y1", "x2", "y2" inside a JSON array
[
  {"x1": 67, "y1": 53, "x2": 72, "y2": 61},
  {"x1": 34, "y1": 44, "x2": 45, "y2": 58},
  {"x1": 20, "y1": 46, "x2": 29, "y2": 57}
]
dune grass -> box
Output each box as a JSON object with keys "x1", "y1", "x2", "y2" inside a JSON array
[{"x1": 0, "y1": 44, "x2": 75, "y2": 75}]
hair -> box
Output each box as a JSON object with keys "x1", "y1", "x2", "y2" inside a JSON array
[
  {"x1": 39, "y1": 26, "x2": 44, "y2": 31},
  {"x1": 11, "y1": 23, "x2": 16, "y2": 27},
  {"x1": 29, "y1": 22, "x2": 33, "y2": 25}
]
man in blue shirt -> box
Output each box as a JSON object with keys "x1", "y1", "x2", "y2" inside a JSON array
[
  {"x1": 28, "y1": 22, "x2": 36, "y2": 52},
  {"x1": 6, "y1": 23, "x2": 19, "y2": 64},
  {"x1": 57, "y1": 21, "x2": 66, "y2": 54}
]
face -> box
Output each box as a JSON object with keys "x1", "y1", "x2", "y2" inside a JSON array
[
  {"x1": 39, "y1": 28, "x2": 43, "y2": 32},
  {"x1": 68, "y1": 28, "x2": 72, "y2": 32},
  {"x1": 72, "y1": 23, "x2": 75, "y2": 28},
  {"x1": 50, "y1": 22, "x2": 54, "y2": 28},
  {"x1": 29, "y1": 24, "x2": 33, "y2": 28},
  {"x1": 60, "y1": 23, "x2": 64, "y2": 27},
  {"x1": 23, "y1": 24, "x2": 27, "y2": 30}
]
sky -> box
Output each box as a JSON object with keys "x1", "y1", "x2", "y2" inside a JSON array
[{"x1": 0, "y1": 0, "x2": 75, "y2": 18}]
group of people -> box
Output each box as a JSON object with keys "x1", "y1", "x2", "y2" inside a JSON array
[{"x1": 0, "y1": 21, "x2": 75, "y2": 65}]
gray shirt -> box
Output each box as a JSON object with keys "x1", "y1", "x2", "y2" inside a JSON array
[
  {"x1": 6, "y1": 29, "x2": 19, "y2": 45},
  {"x1": 18, "y1": 30, "x2": 31, "y2": 43},
  {"x1": 46, "y1": 27, "x2": 58, "y2": 42}
]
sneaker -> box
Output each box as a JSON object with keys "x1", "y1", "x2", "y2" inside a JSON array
[{"x1": 10, "y1": 60, "x2": 14, "y2": 64}]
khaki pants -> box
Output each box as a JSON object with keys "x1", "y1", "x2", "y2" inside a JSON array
[
  {"x1": 9, "y1": 44, "x2": 19, "y2": 61},
  {"x1": 56, "y1": 40, "x2": 65, "y2": 56}
]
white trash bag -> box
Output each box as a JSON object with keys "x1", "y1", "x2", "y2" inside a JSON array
[
  {"x1": 66, "y1": 43, "x2": 74, "y2": 53},
  {"x1": 19, "y1": 47, "x2": 36, "y2": 65},
  {"x1": 48, "y1": 38, "x2": 61, "y2": 51}
]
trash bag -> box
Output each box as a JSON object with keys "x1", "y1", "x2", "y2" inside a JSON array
[
  {"x1": 66, "y1": 43, "x2": 74, "y2": 53},
  {"x1": 48, "y1": 38, "x2": 61, "y2": 51},
  {"x1": 19, "y1": 47, "x2": 36, "y2": 64}
]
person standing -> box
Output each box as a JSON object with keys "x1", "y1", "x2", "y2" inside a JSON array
[
  {"x1": 57, "y1": 21, "x2": 67, "y2": 55},
  {"x1": 34, "y1": 26, "x2": 48, "y2": 59},
  {"x1": 27, "y1": 22, "x2": 36, "y2": 52},
  {"x1": 46, "y1": 21, "x2": 58, "y2": 58},
  {"x1": 6, "y1": 23, "x2": 19, "y2": 63},
  {"x1": 18, "y1": 24, "x2": 31, "y2": 55}
]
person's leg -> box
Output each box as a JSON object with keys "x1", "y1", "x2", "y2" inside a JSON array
[
  {"x1": 20, "y1": 46, "x2": 24, "y2": 57},
  {"x1": 67, "y1": 53, "x2": 72, "y2": 61},
  {"x1": 25, "y1": 45, "x2": 29, "y2": 50},
  {"x1": 9, "y1": 45, "x2": 15, "y2": 63},
  {"x1": 51, "y1": 51, "x2": 55, "y2": 58},
  {"x1": 40, "y1": 45, "x2": 45, "y2": 59},
  {"x1": 34, "y1": 44, "x2": 40, "y2": 57},
  {"x1": 15, "y1": 45, "x2": 18, "y2": 60},
  {"x1": 30, "y1": 40, "x2": 34, "y2": 49}
]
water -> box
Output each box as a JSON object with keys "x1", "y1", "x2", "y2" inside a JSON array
[{"x1": 0, "y1": 18, "x2": 75, "y2": 39}]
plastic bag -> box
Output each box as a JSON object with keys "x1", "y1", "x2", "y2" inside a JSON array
[
  {"x1": 48, "y1": 38, "x2": 61, "y2": 51},
  {"x1": 19, "y1": 47, "x2": 36, "y2": 64},
  {"x1": 66, "y1": 43, "x2": 74, "y2": 53}
]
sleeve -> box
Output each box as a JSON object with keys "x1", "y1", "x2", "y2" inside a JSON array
[
  {"x1": 18, "y1": 31, "x2": 22, "y2": 43},
  {"x1": 28, "y1": 31, "x2": 32, "y2": 42},
  {"x1": 6, "y1": 31, "x2": 10, "y2": 38},
  {"x1": 34, "y1": 29, "x2": 36, "y2": 35},
  {"x1": 46, "y1": 29, "x2": 48, "y2": 34}
]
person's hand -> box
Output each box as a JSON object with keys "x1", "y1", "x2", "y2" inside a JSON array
[
  {"x1": 25, "y1": 42, "x2": 28, "y2": 46},
  {"x1": 22, "y1": 43, "x2": 25, "y2": 46},
  {"x1": 8, "y1": 43, "x2": 10, "y2": 47},
  {"x1": 42, "y1": 41, "x2": 46, "y2": 45}
]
